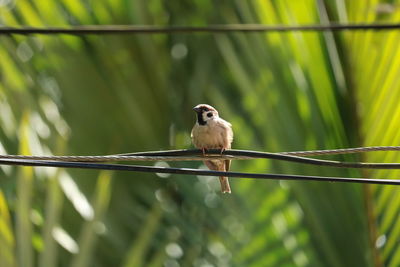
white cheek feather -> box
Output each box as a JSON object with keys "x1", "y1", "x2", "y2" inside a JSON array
[{"x1": 202, "y1": 112, "x2": 213, "y2": 122}]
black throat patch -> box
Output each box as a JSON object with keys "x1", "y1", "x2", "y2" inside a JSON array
[{"x1": 197, "y1": 112, "x2": 206, "y2": 125}]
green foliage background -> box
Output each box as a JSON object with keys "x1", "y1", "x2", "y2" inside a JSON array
[{"x1": 0, "y1": 0, "x2": 399, "y2": 266}]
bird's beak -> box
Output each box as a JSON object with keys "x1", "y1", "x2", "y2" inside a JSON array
[{"x1": 193, "y1": 107, "x2": 201, "y2": 113}]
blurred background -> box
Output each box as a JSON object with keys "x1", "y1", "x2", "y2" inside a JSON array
[{"x1": 1, "y1": 0, "x2": 400, "y2": 266}]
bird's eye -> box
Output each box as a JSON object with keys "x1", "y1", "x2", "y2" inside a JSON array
[{"x1": 207, "y1": 112, "x2": 213, "y2": 118}]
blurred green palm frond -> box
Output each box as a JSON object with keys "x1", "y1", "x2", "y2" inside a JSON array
[
  {"x1": 0, "y1": 0, "x2": 399, "y2": 266},
  {"x1": 346, "y1": 2, "x2": 400, "y2": 267}
]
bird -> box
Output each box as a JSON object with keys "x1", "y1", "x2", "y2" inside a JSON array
[{"x1": 191, "y1": 104, "x2": 233, "y2": 193}]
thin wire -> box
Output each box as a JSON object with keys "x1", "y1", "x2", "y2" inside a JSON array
[
  {"x1": 1, "y1": 23, "x2": 400, "y2": 35},
  {"x1": 0, "y1": 158, "x2": 399, "y2": 186},
  {"x1": 282, "y1": 146, "x2": 400, "y2": 156},
  {"x1": 1, "y1": 146, "x2": 400, "y2": 169},
  {"x1": 0, "y1": 154, "x2": 216, "y2": 162},
  {"x1": 121, "y1": 146, "x2": 400, "y2": 158}
]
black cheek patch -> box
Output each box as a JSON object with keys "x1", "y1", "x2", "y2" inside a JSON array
[
  {"x1": 197, "y1": 113, "x2": 206, "y2": 125},
  {"x1": 207, "y1": 112, "x2": 213, "y2": 118}
]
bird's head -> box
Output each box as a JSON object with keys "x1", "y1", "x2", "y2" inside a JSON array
[{"x1": 193, "y1": 104, "x2": 219, "y2": 125}]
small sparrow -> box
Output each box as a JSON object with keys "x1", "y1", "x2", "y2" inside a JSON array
[{"x1": 191, "y1": 104, "x2": 233, "y2": 193}]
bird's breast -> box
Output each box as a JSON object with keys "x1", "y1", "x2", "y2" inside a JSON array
[{"x1": 191, "y1": 124, "x2": 225, "y2": 149}]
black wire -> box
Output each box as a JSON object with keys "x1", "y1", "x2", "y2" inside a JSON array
[
  {"x1": 1, "y1": 149, "x2": 399, "y2": 169},
  {"x1": 1, "y1": 23, "x2": 400, "y2": 35},
  {"x1": 121, "y1": 149, "x2": 400, "y2": 169},
  {"x1": 1, "y1": 158, "x2": 399, "y2": 185}
]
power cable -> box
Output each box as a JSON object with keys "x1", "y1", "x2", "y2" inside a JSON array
[{"x1": 1, "y1": 23, "x2": 400, "y2": 35}]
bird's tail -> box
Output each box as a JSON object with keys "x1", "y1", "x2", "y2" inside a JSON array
[{"x1": 219, "y1": 176, "x2": 231, "y2": 194}]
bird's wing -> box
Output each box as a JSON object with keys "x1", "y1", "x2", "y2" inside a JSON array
[{"x1": 217, "y1": 119, "x2": 233, "y2": 149}]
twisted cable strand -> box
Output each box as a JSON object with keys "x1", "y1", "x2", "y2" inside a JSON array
[
  {"x1": 0, "y1": 146, "x2": 397, "y2": 162},
  {"x1": 0, "y1": 146, "x2": 400, "y2": 169},
  {"x1": 0, "y1": 154, "x2": 225, "y2": 162},
  {"x1": 282, "y1": 146, "x2": 400, "y2": 156}
]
